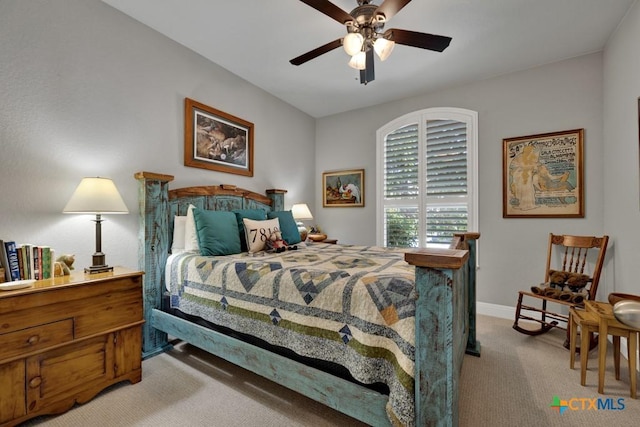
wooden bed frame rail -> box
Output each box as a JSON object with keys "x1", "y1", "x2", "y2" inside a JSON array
[{"x1": 135, "y1": 172, "x2": 480, "y2": 427}]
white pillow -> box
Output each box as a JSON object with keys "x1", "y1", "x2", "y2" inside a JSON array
[
  {"x1": 185, "y1": 204, "x2": 200, "y2": 252},
  {"x1": 171, "y1": 216, "x2": 187, "y2": 253},
  {"x1": 242, "y1": 218, "x2": 280, "y2": 253}
]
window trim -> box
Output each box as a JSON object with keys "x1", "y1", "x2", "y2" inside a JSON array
[{"x1": 376, "y1": 107, "x2": 478, "y2": 247}]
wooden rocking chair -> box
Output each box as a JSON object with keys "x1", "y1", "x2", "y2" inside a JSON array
[{"x1": 513, "y1": 233, "x2": 609, "y2": 344}]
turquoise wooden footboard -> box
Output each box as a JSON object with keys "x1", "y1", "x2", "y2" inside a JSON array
[{"x1": 135, "y1": 171, "x2": 480, "y2": 427}]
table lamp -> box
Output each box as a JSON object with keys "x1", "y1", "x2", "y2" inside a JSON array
[
  {"x1": 291, "y1": 203, "x2": 313, "y2": 241},
  {"x1": 63, "y1": 177, "x2": 129, "y2": 274}
]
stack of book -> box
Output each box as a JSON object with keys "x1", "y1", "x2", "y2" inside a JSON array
[{"x1": 0, "y1": 240, "x2": 55, "y2": 282}]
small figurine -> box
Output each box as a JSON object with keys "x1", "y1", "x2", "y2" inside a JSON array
[
  {"x1": 53, "y1": 254, "x2": 75, "y2": 277},
  {"x1": 265, "y1": 230, "x2": 297, "y2": 253}
]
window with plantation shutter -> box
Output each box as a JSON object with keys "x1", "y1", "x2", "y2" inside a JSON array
[{"x1": 376, "y1": 108, "x2": 478, "y2": 248}]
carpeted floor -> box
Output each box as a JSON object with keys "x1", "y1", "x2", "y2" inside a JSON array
[{"x1": 23, "y1": 315, "x2": 640, "y2": 426}]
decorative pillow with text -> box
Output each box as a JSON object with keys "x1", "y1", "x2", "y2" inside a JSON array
[
  {"x1": 233, "y1": 209, "x2": 268, "y2": 251},
  {"x1": 242, "y1": 218, "x2": 281, "y2": 253}
]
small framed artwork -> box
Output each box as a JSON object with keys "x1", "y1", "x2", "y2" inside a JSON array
[
  {"x1": 184, "y1": 98, "x2": 254, "y2": 177},
  {"x1": 323, "y1": 169, "x2": 364, "y2": 207},
  {"x1": 503, "y1": 128, "x2": 584, "y2": 218}
]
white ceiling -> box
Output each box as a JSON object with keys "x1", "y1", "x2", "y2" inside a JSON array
[{"x1": 101, "y1": 0, "x2": 634, "y2": 118}]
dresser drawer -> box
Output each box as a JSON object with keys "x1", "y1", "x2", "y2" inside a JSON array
[{"x1": 0, "y1": 319, "x2": 74, "y2": 361}]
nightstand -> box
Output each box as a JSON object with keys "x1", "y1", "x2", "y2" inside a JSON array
[
  {"x1": 0, "y1": 267, "x2": 144, "y2": 426},
  {"x1": 308, "y1": 238, "x2": 338, "y2": 244}
]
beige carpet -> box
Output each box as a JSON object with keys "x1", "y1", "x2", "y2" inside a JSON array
[{"x1": 23, "y1": 315, "x2": 640, "y2": 426}]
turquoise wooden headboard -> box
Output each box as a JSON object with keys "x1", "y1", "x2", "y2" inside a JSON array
[{"x1": 134, "y1": 171, "x2": 286, "y2": 354}]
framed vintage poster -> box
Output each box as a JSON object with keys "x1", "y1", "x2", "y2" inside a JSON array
[
  {"x1": 323, "y1": 169, "x2": 364, "y2": 207},
  {"x1": 503, "y1": 128, "x2": 584, "y2": 218},
  {"x1": 184, "y1": 98, "x2": 254, "y2": 177}
]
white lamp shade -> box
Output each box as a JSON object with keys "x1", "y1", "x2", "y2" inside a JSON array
[
  {"x1": 343, "y1": 32, "x2": 364, "y2": 56},
  {"x1": 348, "y1": 51, "x2": 367, "y2": 70},
  {"x1": 63, "y1": 177, "x2": 129, "y2": 214},
  {"x1": 374, "y1": 38, "x2": 395, "y2": 61},
  {"x1": 291, "y1": 203, "x2": 313, "y2": 220}
]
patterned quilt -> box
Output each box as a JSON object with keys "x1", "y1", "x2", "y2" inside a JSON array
[{"x1": 166, "y1": 243, "x2": 418, "y2": 426}]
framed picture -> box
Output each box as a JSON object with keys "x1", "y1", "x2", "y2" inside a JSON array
[
  {"x1": 323, "y1": 169, "x2": 364, "y2": 207},
  {"x1": 184, "y1": 98, "x2": 254, "y2": 176},
  {"x1": 503, "y1": 128, "x2": 584, "y2": 218}
]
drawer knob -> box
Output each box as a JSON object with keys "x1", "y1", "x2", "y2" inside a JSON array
[
  {"x1": 27, "y1": 335, "x2": 40, "y2": 345},
  {"x1": 29, "y1": 376, "x2": 42, "y2": 388}
]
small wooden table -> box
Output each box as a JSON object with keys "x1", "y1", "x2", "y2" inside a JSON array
[
  {"x1": 307, "y1": 237, "x2": 338, "y2": 244},
  {"x1": 585, "y1": 300, "x2": 640, "y2": 398}
]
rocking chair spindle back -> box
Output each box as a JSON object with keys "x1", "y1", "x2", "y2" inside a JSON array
[{"x1": 514, "y1": 233, "x2": 609, "y2": 339}]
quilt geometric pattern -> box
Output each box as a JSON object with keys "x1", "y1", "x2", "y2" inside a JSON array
[
  {"x1": 235, "y1": 262, "x2": 282, "y2": 292},
  {"x1": 168, "y1": 244, "x2": 417, "y2": 426},
  {"x1": 331, "y1": 257, "x2": 378, "y2": 269},
  {"x1": 196, "y1": 259, "x2": 220, "y2": 282},
  {"x1": 362, "y1": 275, "x2": 416, "y2": 325},
  {"x1": 289, "y1": 268, "x2": 350, "y2": 304}
]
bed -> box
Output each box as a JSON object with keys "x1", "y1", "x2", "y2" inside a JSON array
[{"x1": 134, "y1": 171, "x2": 480, "y2": 427}]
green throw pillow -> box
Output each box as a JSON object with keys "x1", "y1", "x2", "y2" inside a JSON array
[
  {"x1": 193, "y1": 208, "x2": 241, "y2": 256},
  {"x1": 267, "y1": 210, "x2": 301, "y2": 244},
  {"x1": 233, "y1": 209, "x2": 267, "y2": 251}
]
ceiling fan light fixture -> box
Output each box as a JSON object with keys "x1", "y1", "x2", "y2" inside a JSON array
[
  {"x1": 373, "y1": 37, "x2": 395, "y2": 61},
  {"x1": 348, "y1": 51, "x2": 366, "y2": 70},
  {"x1": 343, "y1": 32, "x2": 364, "y2": 56},
  {"x1": 290, "y1": 0, "x2": 452, "y2": 85}
]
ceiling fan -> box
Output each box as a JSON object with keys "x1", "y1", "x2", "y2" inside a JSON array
[{"x1": 290, "y1": 0, "x2": 452, "y2": 85}]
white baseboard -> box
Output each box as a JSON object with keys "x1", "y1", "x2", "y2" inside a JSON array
[
  {"x1": 476, "y1": 301, "x2": 639, "y2": 370},
  {"x1": 477, "y1": 301, "x2": 515, "y2": 320}
]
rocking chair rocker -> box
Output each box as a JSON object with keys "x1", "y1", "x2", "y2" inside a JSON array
[{"x1": 513, "y1": 233, "x2": 609, "y2": 342}]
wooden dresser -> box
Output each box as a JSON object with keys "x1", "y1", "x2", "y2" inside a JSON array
[{"x1": 0, "y1": 267, "x2": 144, "y2": 426}]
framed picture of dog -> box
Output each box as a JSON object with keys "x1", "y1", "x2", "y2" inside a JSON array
[{"x1": 184, "y1": 98, "x2": 254, "y2": 177}]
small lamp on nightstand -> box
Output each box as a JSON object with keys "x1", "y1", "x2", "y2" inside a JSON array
[
  {"x1": 63, "y1": 177, "x2": 129, "y2": 274},
  {"x1": 291, "y1": 203, "x2": 313, "y2": 241}
]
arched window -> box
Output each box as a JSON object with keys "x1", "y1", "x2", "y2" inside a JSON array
[{"x1": 376, "y1": 108, "x2": 478, "y2": 247}]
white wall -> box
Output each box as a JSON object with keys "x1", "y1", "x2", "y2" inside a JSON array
[
  {"x1": 603, "y1": 0, "x2": 640, "y2": 295},
  {"x1": 0, "y1": 0, "x2": 316, "y2": 271},
  {"x1": 315, "y1": 53, "x2": 605, "y2": 307},
  {"x1": 2, "y1": 0, "x2": 633, "y2": 311}
]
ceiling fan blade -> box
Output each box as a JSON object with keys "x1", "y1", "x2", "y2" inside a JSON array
[
  {"x1": 375, "y1": 0, "x2": 412, "y2": 21},
  {"x1": 290, "y1": 39, "x2": 343, "y2": 66},
  {"x1": 385, "y1": 28, "x2": 452, "y2": 52},
  {"x1": 298, "y1": 0, "x2": 353, "y2": 24}
]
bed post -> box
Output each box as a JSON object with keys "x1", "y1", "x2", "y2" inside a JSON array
[
  {"x1": 405, "y1": 232, "x2": 479, "y2": 427},
  {"x1": 265, "y1": 189, "x2": 286, "y2": 211},
  {"x1": 460, "y1": 233, "x2": 481, "y2": 357},
  {"x1": 134, "y1": 171, "x2": 174, "y2": 358},
  {"x1": 451, "y1": 232, "x2": 481, "y2": 357}
]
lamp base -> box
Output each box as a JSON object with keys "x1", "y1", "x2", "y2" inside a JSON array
[
  {"x1": 297, "y1": 224, "x2": 308, "y2": 241},
  {"x1": 85, "y1": 265, "x2": 114, "y2": 274},
  {"x1": 86, "y1": 251, "x2": 112, "y2": 274}
]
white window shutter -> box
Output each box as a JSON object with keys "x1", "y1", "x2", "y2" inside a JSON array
[{"x1": 378, "y1": 109, "x2": 477, "y2": 248}]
